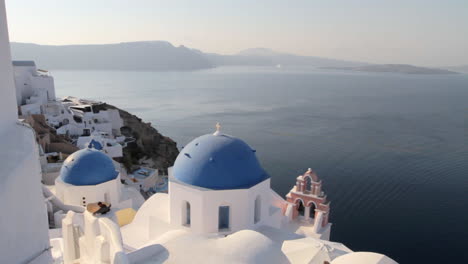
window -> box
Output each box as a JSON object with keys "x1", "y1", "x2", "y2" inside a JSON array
[
  {"x1": 218, "y1": 206, "x2": 230, "y2": 231},
  {"x1": 183, "y1": 201, "x2": 191, "y2": 226},
  {"x1": 73, "y1": 115, "x2": 82, "y2": 123},
  {"x1": 254, "y1": 196, "x2": 261, "y2": 224},
  {"x1": 83, "y1": 129, "x2": 91, "y2": 136}
]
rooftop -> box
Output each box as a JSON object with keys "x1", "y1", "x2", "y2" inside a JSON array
[
  {"x1": 12, "y1": 60, "x2": 36, "y2": 67},
  {"x1": 120, "y1": 193, "x2": 351, "y2": 264},
  {"x1": 60, "y1": 148, "x2": 118, "y2": 186},
  {"x1": 173, "y1": 132, "x2": 269, "y2": 190}
]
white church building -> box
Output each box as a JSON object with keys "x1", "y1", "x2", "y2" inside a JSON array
[
  {"x1": 167, "y1": 128, "x2": 282, "y2": 234},
  {"x1": 54, "y1": 148, "x2": 142, "y2": 209},
  {"x1": 54, "y1": 126, "x2": 397, "y2": 264}
]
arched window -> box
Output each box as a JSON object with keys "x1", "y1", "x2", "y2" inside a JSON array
[
  {"x1": 297, "y1": 199, "x2": 305, "y2": 217},
  {"x1": 305, "y1": 176, "x2": 312, "y2": 193},
  {"x1": 182, "y1": 201, "x2": 191, "y2": 226},
  {"x1": 218, "y1": 206, "x2": 230, "y2": 231},
  {"x1": 308, "y1": 202, "x2": 316, "y2": 219},
  {"x1": 254, "y1": 196, "x2": 261, "y2": 224}
]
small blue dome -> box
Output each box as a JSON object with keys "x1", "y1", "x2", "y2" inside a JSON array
[
  {"x1": 60, "y1": 148, "x2": 118, "y2": 186},
  {"x1": 173, "y1": 133, "x2": 269, "y2": 190},
  {"x1": 88, "y1": 139, "x2": 103, "y2": 150}
]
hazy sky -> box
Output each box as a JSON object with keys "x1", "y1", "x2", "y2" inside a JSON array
[{"x1": 5, "y1": 0, "x2": 468, "y2": 66}]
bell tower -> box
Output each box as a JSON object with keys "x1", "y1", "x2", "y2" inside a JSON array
[{"x1": 284, "y1": 168, "x2": 331, "y2": 238}]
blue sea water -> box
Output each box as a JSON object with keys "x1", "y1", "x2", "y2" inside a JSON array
[{"x1": 53, "y1": 66, "x2": 468, "y2": 263}]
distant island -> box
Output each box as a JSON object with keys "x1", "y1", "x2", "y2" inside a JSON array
[
  {"x1": 443, "y1": 64, "x2": 468, "y2": 74},
  {"x1": 321, "y1": 64, "x2": 459, "y2": 75},
  {"x1": 205, "y1": 47, "x2": 365, "y2": 68}
]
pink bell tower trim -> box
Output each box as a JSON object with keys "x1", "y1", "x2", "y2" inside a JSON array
[{"x1": 284, "y1": 168, "x2": 330, "y2": 227}]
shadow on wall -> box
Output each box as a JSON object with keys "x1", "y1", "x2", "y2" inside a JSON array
[{"x1": 126, "y1": 244, "x2": 169, "y2": 263}]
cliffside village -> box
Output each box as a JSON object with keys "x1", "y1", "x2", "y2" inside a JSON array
[{"x1": 14, "y1": 60, "x2": 173, "y2": 196}]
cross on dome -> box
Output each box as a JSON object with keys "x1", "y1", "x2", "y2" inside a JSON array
[{"x1": 213, "y1": 122, "x2": 222, "y2": 135}]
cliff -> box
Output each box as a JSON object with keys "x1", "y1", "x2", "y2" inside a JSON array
[
  {"x1": 96, "y1": 103, "x2": 179, "y2": 172},
  {"x1": 23, "y1": 114, "x2": 79, "y2": 155}
]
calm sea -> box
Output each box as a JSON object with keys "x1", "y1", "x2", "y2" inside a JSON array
[{"x1": 54, "y1": 66, "x2": 468, "y2": 263}]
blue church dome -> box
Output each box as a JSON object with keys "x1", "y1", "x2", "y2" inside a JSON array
[
  {"x1": 60, "y1": 148, "x2": 118, "y2": 186},
  {"x1": 173, "y1": 133, "x2": 270, "y2": 190},
  {"x1": 88, "y1": 139, "x2": 103, "y2": 150}
]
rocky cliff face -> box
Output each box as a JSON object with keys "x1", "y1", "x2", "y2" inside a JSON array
[
  {"x1": 98, "y1": 103, "x2": 179, "y2": 172},
  {"x1": 23, "y1": 114, "x2": 78, "y2": 154}
]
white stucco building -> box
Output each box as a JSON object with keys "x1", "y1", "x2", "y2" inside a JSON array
[
  {"x1": 13, "y1": 60, "x2": 55, "y2": 115},
  {"x1": 44, "y1": 97, "x2": 124, "y2": 138},
  {"x1": 167, "y1": 130, "x2": 283, "y2": 234},
  {"x1": 55, "y1": 148, "x2": 139, "y2": 208},
  {"x1": 0, "y1": 2, "x2": 52, "y2": 262},
  {"x1": 54, "y1": 126, "x2": 397, "y2": 264},
  {"x1": 11, "y1": 58, "x2": 124, "y2": 140},
  {"x1": 76, "y1": 131, "x2": 124, "y2": 158},
  {"x1": 48, "y1": 148, "x2": 145, "y2": 230}
]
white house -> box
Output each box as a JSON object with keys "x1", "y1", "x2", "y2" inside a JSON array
[
  {"x1": 13, "y1": 60, "x2": 55, "y2": 115},
  {"x1": 11, "y1": 61, "x2": 124, "y2": 139},
  {"x1": 51, "y1": 98, "x2": 123, "y2": 137},
  {"x1": 76, "y1": 131, "x2": 123, "y2": 158}
]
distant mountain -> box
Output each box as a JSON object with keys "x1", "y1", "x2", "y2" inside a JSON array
[
  {"x1": 10, "y1": 41, "x2": 214, "y2": 71},
  {"x1": 321, "y1": 64, "x2": 459, "y2": 75},
  {"x1": 13, "y1": 42, "x2": 454, "y2": 74},
  {"x1": 10, "y1": 42, "x2": 366, "y2": 71},
  {"x1": 206, "y1": 47, "x2": 366, "y2": 68}
]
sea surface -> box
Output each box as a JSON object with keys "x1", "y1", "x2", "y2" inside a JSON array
[{"x1": 53, "y1": 66, "x2": 468, "y2": 263}]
